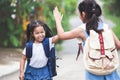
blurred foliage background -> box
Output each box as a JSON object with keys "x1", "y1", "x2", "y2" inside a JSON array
[
  {"x1": 102, "y1": 0, "x2": 120, "y2": 39},
  {"x1": 0, "y1": 0, "x2": 77, "y2": 48},
  {"x1": 0, "y1": 0, "x2": 120, "y2": 48}
]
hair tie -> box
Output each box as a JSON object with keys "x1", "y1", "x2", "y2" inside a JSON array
[
  {"x1": 92, "y1": 3, "x2": 96, "y2": 11},
  {"x1": 92, "y1": 8, "x2": 95, "y2": 11}
]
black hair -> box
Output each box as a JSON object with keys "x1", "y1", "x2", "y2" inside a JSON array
[
  {"x1": 26, "y1": 20, "x2": 53, "y2": 42},
  {"x1": 78, "y1": 0, "x2": 102, "y2": 35}
]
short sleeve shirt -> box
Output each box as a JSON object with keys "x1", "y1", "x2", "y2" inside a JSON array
[{"x1": 23, "y1": 38, "x2": 54, "y2": 68}]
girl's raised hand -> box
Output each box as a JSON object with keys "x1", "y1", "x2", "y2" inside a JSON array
[{"x1": 53, "y1": 6, "x2": 63, "y2": 23}]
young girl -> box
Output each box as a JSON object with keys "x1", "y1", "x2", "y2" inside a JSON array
[
  {"x1": 19, "y1": 20, "x2": 58, "y2": 80},
  {"x1": 53, "y1": 0, "x2": 120, "y2": 80}
]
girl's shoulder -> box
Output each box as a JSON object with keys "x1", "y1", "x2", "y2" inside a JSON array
[
  {"x1": 43, "y1": 37, "x2": 53, "y2": 45},
  {"x1": 97, "y1": 21, "x2": 110, "y2": 30},
  {"x1": 102, "y1": 22, "x2": 110, "y2": 30},
  {"x1": 77, "y1": 23, "x2": 86, "y2": 30}
]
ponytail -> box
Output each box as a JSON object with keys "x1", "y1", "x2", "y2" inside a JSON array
[
  {"x1": 26, "y1": 24, "x2": 31, "y2": 42},
  {"x1": 86, "y1": 14, "x2": 98, "y2": 35},
  {"x1": 44, "y1": 23, "x2": 53, "y2": 37}
]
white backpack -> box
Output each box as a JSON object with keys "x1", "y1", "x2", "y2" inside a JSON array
[{"x1": 83, "y1": 23, "x2": 119, "y2": 75}]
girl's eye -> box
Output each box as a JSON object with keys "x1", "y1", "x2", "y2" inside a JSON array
[
  {"x1": 35, "y1": 31, "x2": 44, "y2": 34},
  {"x1": 41, "y1": 31, "x2": 44, "y2": 33},
  {"x1": 34, "y1": 32, "x2": 40, "y2": 34},
  {"x1": 40, "y1": 31, "x2": 45, "y2": 33}
]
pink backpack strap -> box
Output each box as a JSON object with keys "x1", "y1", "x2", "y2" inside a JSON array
[{"x1": 99, "y1": 32, "x2": 105, "y2": 56}]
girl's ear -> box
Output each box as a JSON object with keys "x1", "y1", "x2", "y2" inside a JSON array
[{"x1": 82, "y1": 11, "x2": 86, "y2": 18}]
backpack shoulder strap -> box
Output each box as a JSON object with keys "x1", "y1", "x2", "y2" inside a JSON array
[
  {"x1": 42, "y1": 38, "x2": 50, "y2": 57},
  {"x1": 26, "y1": 41, "x2": 33, "y2": 58},
  {"x1": 42, "y1": 38, "x2": 57, "y2": 77}
]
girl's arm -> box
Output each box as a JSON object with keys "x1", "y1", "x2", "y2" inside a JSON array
[
  {"x1": 53, "y1": 7, "x2": 86, "y2": 41},
  {"x1": 19, "y1": 54, "x2": 27, "y2": 80},
  {"x1": 112, "y1": 31, "x2": 120, "y2": 49},
  {"x1": 52, "y1": 35, "x2": 59, "y2": 43}
]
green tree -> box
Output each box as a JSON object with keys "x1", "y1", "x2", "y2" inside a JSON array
[
  {"x1": 103, "y1": 0, "x2": 120, "y2": 17},
  {"x1": 0, "y1": 0, "x2": 77, "y2": 48},
  {"x1": 0, "y1": 0, "x2": 20, "y2": 47},
  {"x1": 0, "y1": 0, "x2": 40, "y2": 47},
  {"x1": 102, "y1": 0, "x2": 120, "y2": 39}
]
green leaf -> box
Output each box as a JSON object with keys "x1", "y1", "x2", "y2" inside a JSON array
[
  {"x1": 10, "y1": 35, "x2": 19, "y2": 47},
  {"x1": 7, "y1": 18, "x2": 14, "y2": 31}
]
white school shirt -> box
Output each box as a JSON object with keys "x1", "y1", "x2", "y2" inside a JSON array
[
  {"x1": 23, "y1": 38, "x2": 54, "y2": 68},
  {"x1": 76, "y1": 23, "x2": 86, "y2": 43}
]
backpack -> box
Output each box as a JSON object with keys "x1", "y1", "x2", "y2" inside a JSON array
[
  {"x1": 25, "y1": 38, "x2": 57, "y2": 77},
  {"x1": 83, "y1": 24, "x2": 119, "y2": 75}
]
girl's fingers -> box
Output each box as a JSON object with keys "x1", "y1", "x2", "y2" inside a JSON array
[
  {"x1": 19, "y1": 74, "x2": 24, "y2": 80},
  {"x1": 53, "y1": 6, "x2": 63, "y2": 20},
  {"x1": 55, "y1": 6, "x2": 58, "y2": 11}
]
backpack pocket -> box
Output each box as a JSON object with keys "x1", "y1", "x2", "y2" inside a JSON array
[
  {"x1": 85, "y1": 48, "x2": 119, "y2": 75},
  {"x1": 89, "y1": 49, "x2": 114, "y2": 67}
]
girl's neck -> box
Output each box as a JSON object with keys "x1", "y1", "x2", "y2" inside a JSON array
[{"x1": 34, "y1": 40, "x2": 42, "y2": 44}]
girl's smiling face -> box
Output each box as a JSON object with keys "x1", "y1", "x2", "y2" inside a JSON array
[{"x1": 33, "y1": 26, "x2": 45, "y2": 43}]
